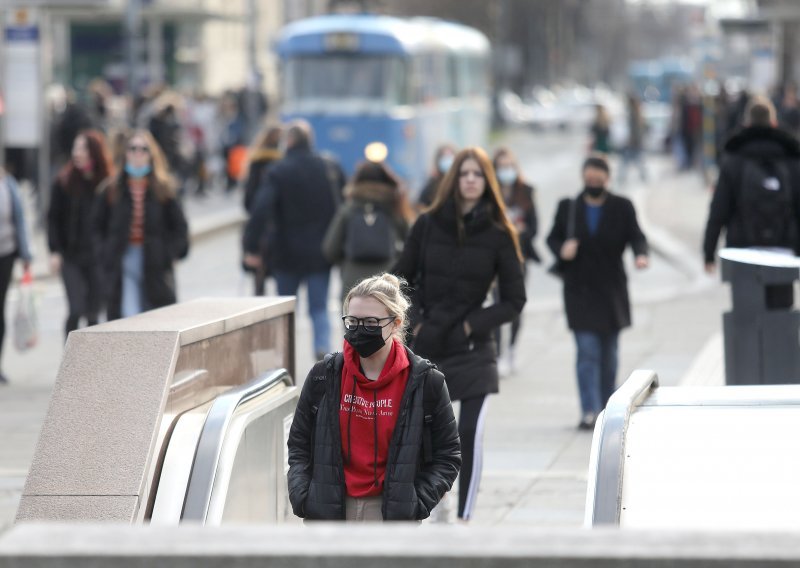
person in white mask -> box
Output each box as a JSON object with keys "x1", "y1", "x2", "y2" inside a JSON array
[
  {"x1": 416, "y1": 143, "x2": 457, "y2": 210},
  {"x1": 492, "y1": 147, "x2": 540, "y2": 375}
]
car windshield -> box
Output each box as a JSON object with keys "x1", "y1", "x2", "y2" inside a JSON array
[{"x1": 285, "y1": 56, "x2": 407, "y2": 104}]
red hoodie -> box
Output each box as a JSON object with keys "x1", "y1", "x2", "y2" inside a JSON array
[{"x1": 339, "y1": 338, "x2": 410, "y2": 497}]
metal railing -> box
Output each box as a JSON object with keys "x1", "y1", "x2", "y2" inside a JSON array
[{"x1": 181, "y1": 368, "x2": 294, "y2": 523}]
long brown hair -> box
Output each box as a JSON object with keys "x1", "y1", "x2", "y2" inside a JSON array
[
  {"x1": 57, "y1": 129, "x2": 114, "y2": 194},
  {"x1": 107, "y1": 129, "x2": 177, "y2": 203},
  {"x1": 429, "y1": 147, "x2": 523, "y2": 262},
  {"x1": 244, "y1": 123, "x2": 283, "y2": 179}
]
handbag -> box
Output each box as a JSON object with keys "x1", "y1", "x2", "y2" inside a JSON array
[
  {"x1": 547, "y1": 198, "x2": 577, "y2": 280},
  {"x1": 13, "y1": 268, "x2": 38, "y2": 351}
]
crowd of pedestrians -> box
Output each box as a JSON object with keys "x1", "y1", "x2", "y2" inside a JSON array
[{"x1": 19, "y1": 74, "x2": 800, "y2": 526}]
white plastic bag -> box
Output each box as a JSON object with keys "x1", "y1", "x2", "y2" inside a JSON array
[{"x1": 13, "y1": 268, "x2": 37, "y2": 351}]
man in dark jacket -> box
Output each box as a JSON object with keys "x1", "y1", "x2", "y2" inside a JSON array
[
  {"x1": 703, "y1": 95, "x2": 800, "y2": 309},
  {"x1": 243, "y1": 121, "x2": 343, "y2": 359},
  {"x1": 547, "y1": 156, "x2": 649, "y2": 430}
]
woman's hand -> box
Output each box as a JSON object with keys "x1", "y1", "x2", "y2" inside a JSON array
[{"x1": 635, "y1": 255, "x2": 649, "y2": 269}]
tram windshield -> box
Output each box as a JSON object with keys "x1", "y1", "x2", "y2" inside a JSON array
[{"x1": 285, "y1": 55, "x2": 409, "y2": 105}]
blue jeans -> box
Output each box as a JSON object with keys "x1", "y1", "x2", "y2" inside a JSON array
[
  {"x1": 122, "y1": 245, "x2": 145, "y2": 318},
  {"x1": 274, "y1": 270, "x2": 331, "y2": 356},
  {"x1": 574, "y1": 331, "x2": 619, "y2": 415}
]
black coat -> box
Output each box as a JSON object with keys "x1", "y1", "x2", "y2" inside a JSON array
[
  {"x1": 547, "y1": 193, "x2": 648, "y2": 334},
  {"x1": 48, "y1": 176, "x2": 98, "y2": 264},
  {"x1": 287, "y1": 348, "x2": 461, "y2": 521},
  {"x1": 502, "y1": 181, "x2": 541, "y2": 263},
  {"x1": 703, "y1": 125, "x2": 800, "y2": 263},
  {"x1": 242, "y1": 150, "x2": 281, "y2": 213},
  {"x1": 93, "y1": 177, "x2": 189, "y2": 320},
  {"x1": 243, "y1": 144, "x2": 342, "y2": 275},
  {"x1": 393, "y1": 199, "x2": 526, "y2": 400}
]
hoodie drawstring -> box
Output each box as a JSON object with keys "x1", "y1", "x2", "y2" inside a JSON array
[
  {"x1": 372, "y1": 390, "x2": 379, "y2": 487},
  {"x1": 346, "y1": 376, "x2": 357, "y2": 465}
]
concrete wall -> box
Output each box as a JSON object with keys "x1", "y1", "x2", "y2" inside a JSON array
[{"x1": 2, "y1": 524, "x2": 800, "y2": 566}]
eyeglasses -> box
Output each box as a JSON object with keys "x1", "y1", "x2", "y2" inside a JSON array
[
  {"x1": 127, "y1": 145, "x2": 150, "y2": 154},
  {"x1": 459, "y1": 169, "x2": 484, "y2": 179},
  {"x1": 342, "y1": 316, "x2": 395, "y2": 332}
]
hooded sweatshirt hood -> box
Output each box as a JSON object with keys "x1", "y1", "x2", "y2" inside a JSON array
[{"x1": 340, "y1": 338, "x2": 410, "y2": 497}]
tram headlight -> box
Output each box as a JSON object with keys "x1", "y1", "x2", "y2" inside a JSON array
[{"x1": 364, "y1": 142, "x2": 388, "y2": 163}]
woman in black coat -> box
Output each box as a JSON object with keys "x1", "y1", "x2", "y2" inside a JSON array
[
  {"x1": 287, "y1": 273, "x2": 460, "y2": 521},
  {"x1": 393, "y1": 147, "x2": 526, "y2": 521},
  {"x1": 242, "y1": 124, "x2": 282, "y2": 295},
  {"x1": 546, "y1": 156, "x2": 649, "y2": 430},
  {"x1": 94, "y1": 130, "x2": 189, "y2": 320},
  {"x1": 48, "y1": 129, "x2": 113, "y2": 336}
]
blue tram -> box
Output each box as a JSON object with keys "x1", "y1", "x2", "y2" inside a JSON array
[{"x1": 275, "y1": 14, "x2": 491, "y2": 193}]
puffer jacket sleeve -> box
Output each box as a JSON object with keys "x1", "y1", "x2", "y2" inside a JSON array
[
  {"x1": 414, "y1": 370, "x2": 461, "y2": 519},
  {"x1": 287, "y1": 361, "x2": 326, "y2": 518},
  {"x1": 464, "y1": 231, "x2": 526, "y2": 338}
]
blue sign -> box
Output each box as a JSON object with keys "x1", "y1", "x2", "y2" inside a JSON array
[{"x1": 5, "y1": 26, "x2": 39, "y2": 42}]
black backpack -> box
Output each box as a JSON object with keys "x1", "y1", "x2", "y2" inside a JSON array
[
  {"x1": 308, "y1": 353, "x2": 442, "y2": 464},
  {"x1": 344, "y1": 203, "x2": 395, "y2": 263},
  {"x1": 739, "y1": 157, "x2": 796, "y2": 247}
]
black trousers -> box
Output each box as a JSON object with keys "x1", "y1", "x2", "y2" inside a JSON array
[
  {"x1": 0, "y1": 253, "x2": 16, "y2": 361},
  {"x1": 457, "y1": 395, "x2": 488, "y2": 520},
  {"x1": 61, "y1": 258, "x2": 102, "y2": 336}
]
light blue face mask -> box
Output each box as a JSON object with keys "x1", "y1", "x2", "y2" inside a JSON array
[
  {"x1": 438, "y1": 155, "x2": 454, "y2": 175},
  {"x1": 497, "y1": 166, "x2": 518, "y2": 186},
  {"x1": 125, "y1": 164, "x2": 152, "y2": 178}
]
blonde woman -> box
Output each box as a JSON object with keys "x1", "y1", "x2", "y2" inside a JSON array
[
  {"x1": 287, "y1": 273, "x2": 461, "y2": 521},
  {"x1": 94, "y1": 130, "x2": 189, "y2": 319}
]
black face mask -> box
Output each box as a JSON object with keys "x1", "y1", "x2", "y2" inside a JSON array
[
  {"x1": 584, "y1": 185, "x2": 605, "y2": 198},
  {"x1": 344, "y1": 327, "x2": 386, "y2": 358}
]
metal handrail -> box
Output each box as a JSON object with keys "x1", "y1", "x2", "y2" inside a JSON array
[
  {"x1": 588, "y1": 369, "x2": 659, "y2": 526},
  {"x1": 181, "y1": 368, "x2": 293, "y2": 522}
]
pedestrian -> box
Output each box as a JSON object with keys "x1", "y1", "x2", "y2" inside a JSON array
[
  {"x1": 242, "y1": 120, "x2": 343, "y2": 360},
  {"x1": 242, "y1": 124, "x2": 283, "y2": 296},
  {"x1": 220, "y1": 94, "x2": 246, "y2": 192},
  {"x1": 93, "y1": 130, "x2": 189, "y2": 320},
  {"x1": 287, "y1": 273, "x2": 461, "y2": 521},
  {"x1": 242, "y1": 124, "x2": 283, "y2": 213},
  {"x1": 148, "y1": 99, "x2": 187, "y2": 193},
  {"x1": 0, "y1": 168, "x2": 33, "y2": 385},
  {"x1": 48, "y1": 129, "x2": 113, "y2": 337},
  {"x1": 392, "y1": 147, "x2": 526, "y2": 521},
  {"x1": 779, "y1": 83, "x2": 800, "y2": 139},
  {"x1": 618, "y1": 93, "x2": 648, "y2": 184},
  {"x1": 323, "y1": 160, "x2": 413, "y2": 302},
  {"x1": 416, "y1": 143, "x2": 457, "y2": 209},
  {"x1": 546, "y1": 155, "x2": 649, "y2": 430},
  {"x1": 492, "y1": 147, "x2": 540, "y2": 375},
  {"x1": 588, "y1": 104, "x2": 612, "y2": 155},
  {"x1": 703, "y1": 95, "x2": 800, "y2": 309}
]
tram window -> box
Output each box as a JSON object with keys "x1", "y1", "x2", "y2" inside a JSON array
[
  {"x1": 286, "y1": 56, "x2": 406, "y2": 102},
  {"x1": 447, "y1": 55, "x2": 459, "y2": 98}
]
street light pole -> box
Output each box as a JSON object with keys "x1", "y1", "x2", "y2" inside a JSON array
[{"x1": 125, "y1": 0, "x2": 142, "y2": 125}]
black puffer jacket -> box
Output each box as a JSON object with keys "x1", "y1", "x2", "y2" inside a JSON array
[
  {"x1": 392, "y1": 199, "x2": 526, "y2": 400},
  {"x1": 287, "y1": 348, "x2": 461, "y2": 521}
]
